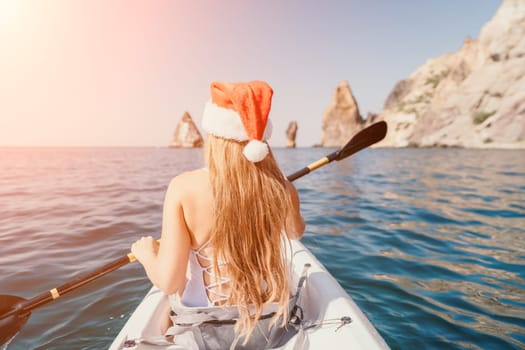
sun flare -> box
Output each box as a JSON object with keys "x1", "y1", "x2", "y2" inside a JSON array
[{"x1": 0, "y1": 0, "x2": 24, "y2": 29}]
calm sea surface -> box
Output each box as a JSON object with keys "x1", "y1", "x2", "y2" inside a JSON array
[{"x1": 1, "y1": 147, "x2": 524, "y2": 350}]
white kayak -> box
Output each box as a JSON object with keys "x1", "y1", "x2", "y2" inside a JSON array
[{"x1": 109, "y1": 239, "x2": 389, "y2": 349}]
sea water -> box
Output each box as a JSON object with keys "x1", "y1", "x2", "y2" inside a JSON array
[{"x1": 1, "y1": 147, "x2": 524, "y2": 350}]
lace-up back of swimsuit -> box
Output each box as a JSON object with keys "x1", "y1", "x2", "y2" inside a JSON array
[{"x1": 180, "y1": 239, "x2": 231, "y2": 307}]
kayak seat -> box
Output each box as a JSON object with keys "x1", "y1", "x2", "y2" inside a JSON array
[{"x1": 162, "y1": 264, "x2": 311, "y2": 350}]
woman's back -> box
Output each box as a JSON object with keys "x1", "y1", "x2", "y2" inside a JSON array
[
  {"x1": 176, "y1": 168, "x2": 214, "y2": 249},
  {"x1": 174, "y1": 168, "x2": 234, "y2": 306}
]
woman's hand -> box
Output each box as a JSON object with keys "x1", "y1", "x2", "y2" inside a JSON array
[{"x1": 131, "y1": 236, "x2": 159, "y2": 263}]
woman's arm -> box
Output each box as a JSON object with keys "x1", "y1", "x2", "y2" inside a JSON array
[
  {"x1": 131, "y1": 176, "x2": 191, "y2": 295},
  {"x1": 284, "y1": 181, "x2": 305, "y2": 240}
]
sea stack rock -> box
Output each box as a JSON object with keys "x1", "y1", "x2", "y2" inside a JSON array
[
  {"x1": 286, "y1": 121, "x2": 298, "y2": 148},
  {"x1": 375, "y1": 0, "x2": 525, "y2": 148},
  {"x1": 320, "y1": 81, "x2": 364, "y2": 147},
  {"x1": 169, "y1": 112, "x2": 204, "y2": 148}
]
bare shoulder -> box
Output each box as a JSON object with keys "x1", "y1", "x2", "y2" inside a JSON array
[{"x1": 166, "y1": 169, "x2": 209, "y2": 200}]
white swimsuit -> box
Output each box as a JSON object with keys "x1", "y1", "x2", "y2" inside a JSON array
[{"x1": 180, "y1": 239, "x2": 231, "y2": 307}]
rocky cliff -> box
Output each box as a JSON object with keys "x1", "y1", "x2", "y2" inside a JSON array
[
  {"x1": 320, "y1": 81, "x2": 364, "y2": 147},
  {"x1": 286, "y1": 121, "x2": 298, "y2": 148},
  {"x1": 169, "y1": 112, "x2": 204, "y2": 148},
  {"x1": 374, "y1": 0, "x2": 525, "y2": 148}
]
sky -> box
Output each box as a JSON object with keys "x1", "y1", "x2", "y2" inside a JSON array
[{"x1": 0, "y1": 0, "x2": 502, "y2": 147}]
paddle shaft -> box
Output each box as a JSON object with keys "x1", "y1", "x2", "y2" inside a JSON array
[
  {"x1": 287, "y1": 150, "x2": 338, "y2": 181},
  {"x1": 2, "y1": 253, "x2": 136, "y2": 319}
]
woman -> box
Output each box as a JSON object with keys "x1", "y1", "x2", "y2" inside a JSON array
[{"x1": 131, "y1": 81, "x2": 305, "y2": 349}]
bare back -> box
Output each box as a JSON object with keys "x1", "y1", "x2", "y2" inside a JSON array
[
  {"x1": 172, "y1": 167, "x2": 304, "y2": 305},
  {"x1": 177, "y1": 168, "x2": 214, "y2": 248},
  {"x1": 175, "y1": 168, "x2": 233, "y2": 305}
]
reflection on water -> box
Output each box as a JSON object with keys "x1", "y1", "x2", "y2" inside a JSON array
[
  {"x1": 0, "y1": 147, "x2": 524, "y2": 349},
  {"x1": 294, "y1": 148, "x2": 525, "y2": 349}
]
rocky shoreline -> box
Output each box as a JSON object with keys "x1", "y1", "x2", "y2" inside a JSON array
[{"x1": 321, "y1": 0, "x2": 525, "y2": 149}]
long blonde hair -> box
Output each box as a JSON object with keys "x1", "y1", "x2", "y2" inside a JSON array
[{"x1": 205, "y1": 135, "x2": 292, "y2": 339}]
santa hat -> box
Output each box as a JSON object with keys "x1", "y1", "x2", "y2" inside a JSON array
[{"x1": 201, "y1": 81, "x2": 273, "y2": 163}]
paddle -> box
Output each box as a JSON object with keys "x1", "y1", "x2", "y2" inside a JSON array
[
  {"x1": 0, "y1": 121, "x2": 387, "y2": 345},
  {"x1": 287, "y1": 120, "x2": 387, "y2": 181}
]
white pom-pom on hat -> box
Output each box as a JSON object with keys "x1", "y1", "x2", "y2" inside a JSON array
[{"x1": 243, "y1": 140, "x2": 269, "y2": 163}]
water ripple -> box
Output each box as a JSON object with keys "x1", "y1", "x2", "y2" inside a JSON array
[{"x1": 1, "y1": 147, "x2": 524, "y2": 350}]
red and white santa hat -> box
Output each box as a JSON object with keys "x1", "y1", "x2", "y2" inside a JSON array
[{"x1": 201, "y1": 81, "x2": 273, "y2": 163}]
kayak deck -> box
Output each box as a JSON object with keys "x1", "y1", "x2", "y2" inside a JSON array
[{"x1": 109, "y1": 240, "x2": 389, "y2": 349}]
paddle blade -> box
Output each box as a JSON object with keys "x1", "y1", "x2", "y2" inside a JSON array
[
  {"x1": 0, "y1": 295, "x2": 30, "y2": 346},
  {"x1": 336, "y1": 121, "x2": 387, "y2": 161}
]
